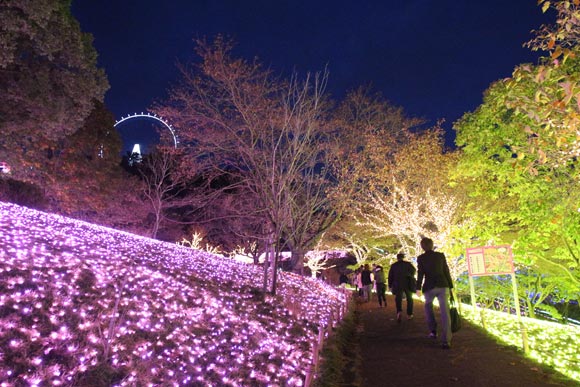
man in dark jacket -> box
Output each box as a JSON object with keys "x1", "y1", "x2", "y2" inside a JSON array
[
  {"x1": 416, "y1": 237, "x2": 454, "y2": 349},
  {"x1": 388, "y1": 253, "x2": 416, "y2": 322}
]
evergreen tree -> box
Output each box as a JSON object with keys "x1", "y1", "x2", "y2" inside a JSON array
[{"x1": 0, "y1": 0, "x2": 109, "y2": 185}]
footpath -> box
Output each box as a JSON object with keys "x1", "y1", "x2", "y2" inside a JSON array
[{"x1": 356, "y1": 294, "x2": 578, "y2": 387}]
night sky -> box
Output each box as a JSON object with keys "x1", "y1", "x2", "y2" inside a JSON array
[{"x1": 71, "y1": 1, "x2": 554, "y2": 152}]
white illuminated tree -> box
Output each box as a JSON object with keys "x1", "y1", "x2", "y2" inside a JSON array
[
  {"x1": 344, "y1": 234, "x2": 373, "y2": 265},
  {"x1": 303, "y1": 236, "x2": 336, "y2": 278},
  {"x1": 359, "y1": 186, "x2": 460, "y2": 258},
  {"x1": 304, "y1": 250, "x2": 330, "y2": 279},
  {"x1": 177, "y1": 231, "x2": 221, "y2": 255},
  {"x1": 354, "y1": 129, "x2": 466, "y2": 275}
]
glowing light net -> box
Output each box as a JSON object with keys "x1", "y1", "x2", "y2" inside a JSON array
[{"x1": 0, "y1": 201, "x2": 347, "y2": 386}]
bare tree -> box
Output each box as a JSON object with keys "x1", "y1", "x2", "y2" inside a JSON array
[
  {"x1": 154, "y1": 39, "x2": 432, "y2": 288},
  {"x1": 137, "y1": 147, "x2": 193, "y2": 238},
  {"x1": 153, "y1": 38, "x2": 334, "y2": 292}
]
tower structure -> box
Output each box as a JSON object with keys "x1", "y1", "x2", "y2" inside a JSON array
[{"x1": 128, "y1": 143, "x2": 142, "y2": 166}]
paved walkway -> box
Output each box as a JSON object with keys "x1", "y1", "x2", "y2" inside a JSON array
[{"x1": 356, "y1": 294, "x2": 577, "y2": 387}]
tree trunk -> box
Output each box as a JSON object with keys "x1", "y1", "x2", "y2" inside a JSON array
[
  {"x1": 289, "y1": 247, "x2": 305, "y2": 275},
  {"x1": 262, "y1": 237, "x2": 272, "y2": 295},
  {"x1": 271, "y1": 240, "x2": 281, "y2": 295},
  {"x1": 151, "y1": 207, "x2": 161, "y2": 239},
  {"x1": 525, "y1": 298, "x2": 536, "y2": 319}
]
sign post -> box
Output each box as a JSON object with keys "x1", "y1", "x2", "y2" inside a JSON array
[
  {"x1": 511, "y1": 272, "x2": 529, "y2": 353},
  {"x1": 466, "y1": 245, "x2": 528, "y2": 353}
]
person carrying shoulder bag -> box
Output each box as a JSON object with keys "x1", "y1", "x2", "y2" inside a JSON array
[{"x1": 416, "y1": 237, "x2": 454, "y2": 349}]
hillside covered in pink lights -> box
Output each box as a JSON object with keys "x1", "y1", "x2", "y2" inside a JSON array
[{"x1": 0, "y1": 201, "x2": 347, "y2": 386}]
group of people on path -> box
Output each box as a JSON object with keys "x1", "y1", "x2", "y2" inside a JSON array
[{"x1": 351, "y1": 237, "x2": 455, "y2": 349}]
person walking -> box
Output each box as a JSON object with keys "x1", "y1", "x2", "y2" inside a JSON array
[
  {"x1": 373, "y1": 264, "x2": 387, "y2": 308},
  {"x1": 416, "y1": 237, "x2": 454, "y2": 349},
  {"x1": 355, "y1": 267, "x2": 363, "y2": 298},
  {"x1": 388, "y1": 253, "x2": 416, "y2": 322},
  {"x1": 361, "y1": 264, "x2": 373, "y2": 303}
]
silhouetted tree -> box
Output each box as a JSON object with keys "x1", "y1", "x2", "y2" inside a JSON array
[{"x1": 0, "y1": 0, "x2": 108, "y2": 186}]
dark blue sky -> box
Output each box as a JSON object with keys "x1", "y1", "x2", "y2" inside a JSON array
[{"x1": 71, "y1": 1, "x2": 553, "y2": 151}]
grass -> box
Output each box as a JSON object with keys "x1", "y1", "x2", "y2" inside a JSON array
[
  {"x1": 312, "y1": 296, "x2": 362, "y2": 387},
  {"x1": 460, "y1": 303, "x2": 580, "y2": 383}
]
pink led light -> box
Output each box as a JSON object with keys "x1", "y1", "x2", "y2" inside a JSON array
[{"x1": 0, "y1": 201, "x2": 347, "y2": 385}]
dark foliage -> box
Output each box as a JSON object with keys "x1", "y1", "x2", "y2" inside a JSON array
[{"x1": 0, "y1": 177, "x2": 47, "y2": 209}]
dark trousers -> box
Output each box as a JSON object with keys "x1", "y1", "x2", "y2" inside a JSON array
[
  {"x1": 394, "y1": 289, "x2": 414, "y2": 315},
  {"x1": 376, "y1": 283, "x2": 387, "y2": 306}
]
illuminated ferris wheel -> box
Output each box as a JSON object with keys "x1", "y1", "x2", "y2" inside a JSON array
[{"x1": 114, "y1": 112, "x2": 178, "y2": 150}]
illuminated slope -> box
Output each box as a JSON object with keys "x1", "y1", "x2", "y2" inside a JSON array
[{"x1": 0, "y1": 201, "x2": 347, "y2": 386}]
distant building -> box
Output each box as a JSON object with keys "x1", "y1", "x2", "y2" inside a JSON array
[{"x1": 128, "y1": 143, "x2": 142, "y2": 165}]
